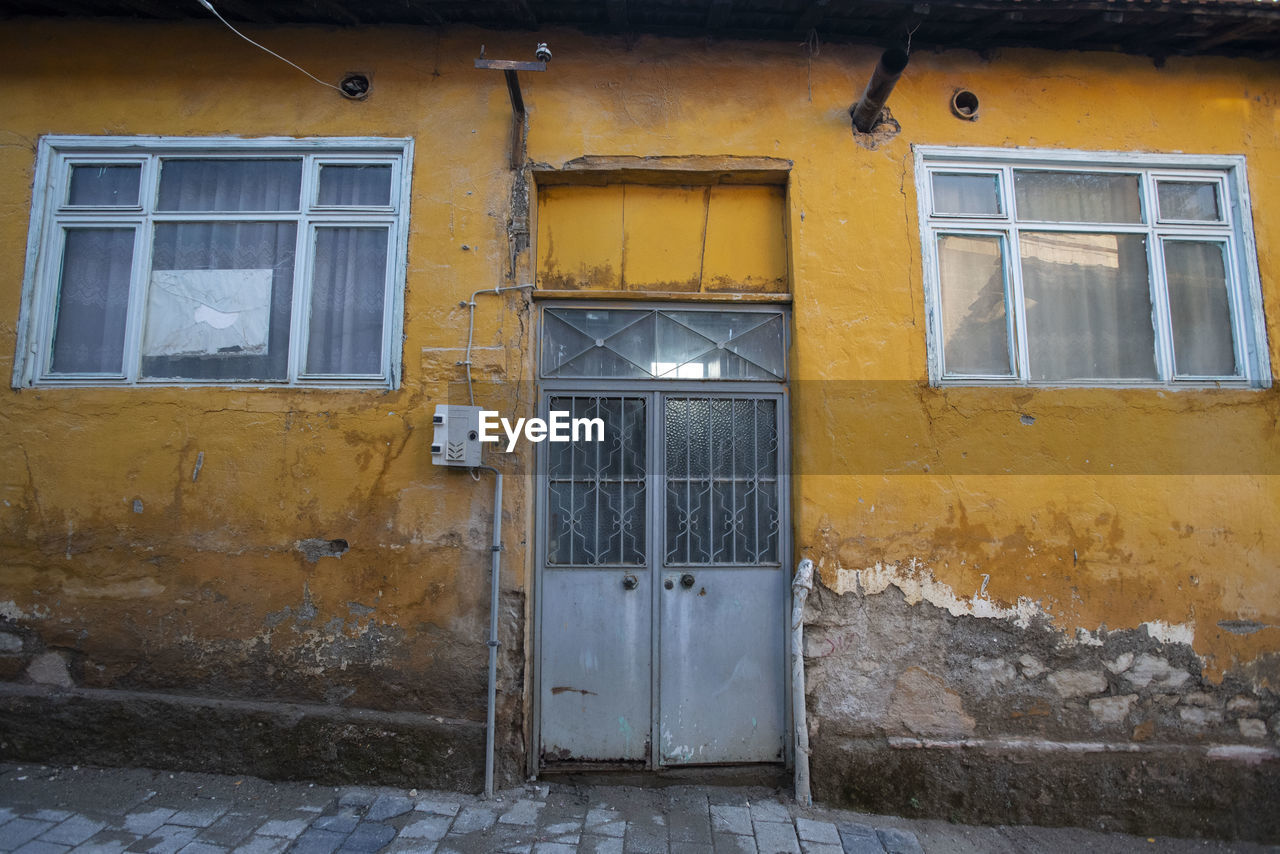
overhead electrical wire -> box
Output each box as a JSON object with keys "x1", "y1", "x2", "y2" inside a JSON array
[{"x1": 194, "y1": 0, "x2": 343, "y2": 94}]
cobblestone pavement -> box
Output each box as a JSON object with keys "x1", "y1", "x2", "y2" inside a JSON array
[{"x1": 0, "y1": 763, "x2": 1274, "y2": 854}]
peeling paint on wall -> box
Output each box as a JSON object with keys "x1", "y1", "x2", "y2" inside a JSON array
[{"x1": 0, "y1": 18, "x2": 1276, "y2": 813}]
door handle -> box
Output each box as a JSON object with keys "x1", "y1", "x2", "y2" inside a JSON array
[
  {"x1": 622, "y1": 574, "x2": 639, "y2": 590},
  {"x1": 680, "y1": 573, "x2": 695, "y2": 589}
]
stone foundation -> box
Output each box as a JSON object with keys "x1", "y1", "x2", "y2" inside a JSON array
[
  {"x1": 804, "y1": 576, "x2": 1280, "y2": 841},
  {"x1": 0, "y1": 683, "x2": 487, "y2": 790}
]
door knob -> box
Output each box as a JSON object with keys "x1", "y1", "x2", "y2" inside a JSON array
[
  {"x1": 664, "y1": 578, "x2": 674, "y2": 590},
  {"x1": 680, "y1": 573, "x2": 695, "y2": 589},
  {"x1": 622, "y1": 574, "x2": 638, "y2": 590}
]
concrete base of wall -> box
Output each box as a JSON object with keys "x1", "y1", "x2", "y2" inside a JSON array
[
  {"x1": 812, "y1": 736, "x2": 1280, "y2": 843},
  {"x1": 0, "y1": 683, "x2": 485, "y2": 791}
]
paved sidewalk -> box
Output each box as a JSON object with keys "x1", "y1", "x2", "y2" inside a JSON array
[{"x1": 0, "y1": 763, "x2": 1274, "y2": 854}]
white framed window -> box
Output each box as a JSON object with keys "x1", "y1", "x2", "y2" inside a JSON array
[
  {"x1": 13, "y1": 136, "x2": 413, "y2": 389},
  {"x1": 915, "y1": 146, "x2": 1270, "y2": 388}
]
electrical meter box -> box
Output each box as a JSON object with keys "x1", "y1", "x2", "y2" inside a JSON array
[{"x1": 431, "y1": 404, "x2": 484, "y2": 467}]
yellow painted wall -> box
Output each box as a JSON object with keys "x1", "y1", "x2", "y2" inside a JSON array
[
  {"x1": 0, "y1": 18, "x2": 1277, "y2": 747},
  {"x1": 537, "y1": 182, "x2": 788, "y2": 292}
]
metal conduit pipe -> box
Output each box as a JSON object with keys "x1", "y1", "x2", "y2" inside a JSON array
[
  {"x1": 791, "y1": 558, "x2": 815, "y2": 806},
  {"x1": 477, "y1": 465, "x2": 504, "y2": 798},
  {"x1": 462, "y1": 282, "x2": 535, "y2": 406},
  {"x1": 849, "y1": 48, "x2": 910, "y2": 133},
  {"x1": 462, "y1": 283, "x2": 531, "y2": 796}
]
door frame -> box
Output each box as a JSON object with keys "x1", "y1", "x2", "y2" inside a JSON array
[{"x1": 529, "y1": 301, "x2": 793, "y2": 775}]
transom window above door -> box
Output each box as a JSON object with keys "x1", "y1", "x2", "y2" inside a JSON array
[
  {"x1": 540, "y1": 306, "x2": 787, "y2": 380},
  {"x1": 14, "y1": 136, "x2": 412, "y2": 389},
  {"x1": 915, "y1": 146, "x2": 1269, "y2": 388}
]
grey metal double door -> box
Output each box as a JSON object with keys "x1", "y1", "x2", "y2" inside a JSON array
[{"x1": 537, "y1": 390, "x2": 788, "y2": 767}]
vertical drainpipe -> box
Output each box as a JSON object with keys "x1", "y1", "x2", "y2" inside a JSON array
[
  {"x1": 792, "y1": 558, "x2": 815, "y2": 806},
  {"x1": 850, "y1": 48, "x2": 910, "y2": 133},
  {"x1": 481, "y1": 467, "x2": 504, "y2": 798}
]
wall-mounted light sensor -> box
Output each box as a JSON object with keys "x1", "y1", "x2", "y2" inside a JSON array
[
  {"x1": 340, "y1": 73, "x2": 371, "y2": 100},
  {"x1": 951, "y1": 89, "x2": 980, "y2": 120}
]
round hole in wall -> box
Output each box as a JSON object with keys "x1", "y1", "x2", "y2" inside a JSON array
[
  {"x1": 340, "y1": 73, "x2": 371, "y2": 100},
  {"x1": 951, "y1": 89, "x2": 980, "y2": 120}
]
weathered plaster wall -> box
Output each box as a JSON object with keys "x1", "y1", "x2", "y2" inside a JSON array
[
  {"x1": 0, "y1": 20, "x2": 539, "y2": 787},
  {"x1": 0, "y1": 19, "x2": 1277, "y2": 827}
]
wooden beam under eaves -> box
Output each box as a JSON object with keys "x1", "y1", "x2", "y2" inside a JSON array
[
  {"x1": 707, "y1": 0, "x2": 733, "y2": 31},
  {"x1": 305, "y1": 0, "x2": 364, "y2": 27},
  {"x1": 961, "y1": 12, "x2": 1014, "y2": 45},
  {"x1": 607, "y1": 0, "x2": 627, "y2": 29},
  {"x1": 205, "y1": 0, "x2": 274, "y2": 23},
  {"x1": 1190, "y1": 20, "x2": 1259, "y2": 52},
  {"x1": 116, "y1": 0, "x2": 187, "y2": 19},
  {"x1": 1064, "y1": 11, "x2": 1123, "y2": 47},
  {"x1": 793, "y1": 0, "x2": 829, "y2": 35},
  {"x1": 508, "y1": 0, "x2": 538, "y2": 29}
]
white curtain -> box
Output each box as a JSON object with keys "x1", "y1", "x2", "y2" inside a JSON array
[
  {"x1": 1164, "y1": 240, "x2": 1235, "y2": 375},
  {"x1": 156, "y1": 159, "x2": 301, "y2": 212},
  {"x1": 146, "y1": 159, "x2": 303, "y2": 381},
  {"x1": 932, "y1": 173, "x2": 1000, "y2": 216},
  {"x1": 937, "y1": 234, "x2": 1011, "y2": 375},
  {"x1": 146, "y1": 221, "x2": 296, "y2": 380},
  {"x1": 1021, "y1": 232, "x2": 1156, "y2": 380},
  {"x1": 306, "y1": 227, "x2": 388, "y2": 375},
  {"x1": 1014, "y1": 171, "x2": 1142, "y2": 223},
  {"x1": 51, "y1": 228, "x2": 134, "y2": 373},
  {"x1": 1013, "y1": 172, "x2": 1154, "y2": 380},
  {"x1": 317, "y1": 164, "x2": 392, "y2": 206},
  {"x1": 54, "y1": 158, "x2": 395, "y2": 380}
]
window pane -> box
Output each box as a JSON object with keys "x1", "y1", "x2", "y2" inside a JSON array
[
  {"x1": 1014, "y1": 171, "x2": 1142, "y2": 223},
  {"x1": 68, "y1": 164, "x2": 140, "y2": 206},
  {"x1": 541, "y1": 310, "x2": 599, "y2": 375},
  {"x1": 655, "y1": 310, "x2": 782, "y2": 379},
  {"x1": 317, "y1": 164, "x2": 393, "y2": 206},
  {"x1": 51, "y1": 228, "x2": 134, "y2": 374},
  {"x1": 541, "y1": 308, "x2": 785, "y2": 380},
  {"x1": 936, "y1": 234, "x2": 1012, "y2": 376},
  {"x1": 306, "y1": 227, "x2": 389, "y2": 375},
  {"x1": 1164, "y1": 241, "x2": 1236, "y2": 376},
  {"x1": 144, "y1": 222, "x2": 296, "y2": 380},
  {"x1": 1021, "y1": 232, "x2": 1156, "y2": 380},
  {"x1": 1157, "y1": 181, "x2": 1221, "y2": 222},
  {"x1": 157, "y1": 159, "x2": 302, "y2": 211},
  {"x1": 931, "y1": 173, "x2": 1001, "y2": 216}
]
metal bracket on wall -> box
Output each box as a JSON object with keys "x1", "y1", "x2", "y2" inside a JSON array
[{"x1": 475, "y1": 46, "x2": 548, "y2": 170}]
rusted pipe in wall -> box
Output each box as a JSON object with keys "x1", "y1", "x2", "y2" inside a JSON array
[{"x1": 850, "y1": 48, "x2": 910, "y2": 132}]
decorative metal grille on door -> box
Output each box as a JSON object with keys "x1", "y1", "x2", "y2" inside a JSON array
[
  {"x1": 538, "y1": 304, "x2": 789, "y2": 768},
  {"x1": 664, "y1": 397, "x2": 779, "y2": 565},
  {"x1": 546, "y1": 395, "x2": 646, "y2": 566}
]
